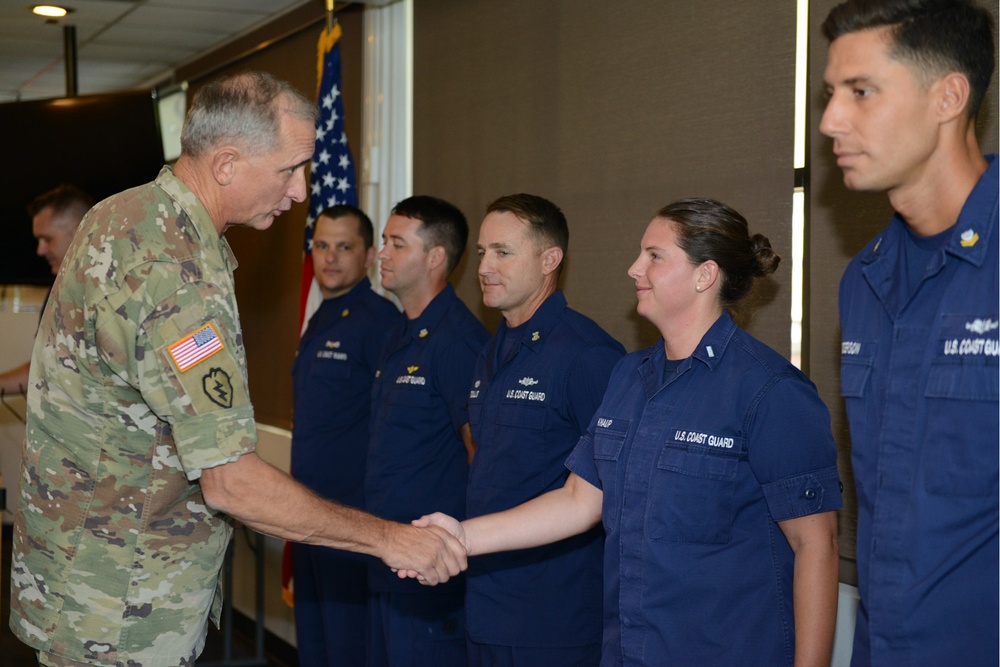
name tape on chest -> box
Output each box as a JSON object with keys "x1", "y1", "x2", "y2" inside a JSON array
[{"x1": 673, "y1": 429, "x2": 735, "y2": 449}]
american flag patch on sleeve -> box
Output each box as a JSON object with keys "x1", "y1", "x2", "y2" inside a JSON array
[{"x1": 168, "y1": 323, "x2": 225, "y2": 372}]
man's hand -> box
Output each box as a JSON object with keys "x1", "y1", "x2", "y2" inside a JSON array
[
  {"x1": 380, "y1": 522, "x2": 467, "y2": 585},
  {"x1": 392, "y1": 513, "x2": 467, "y2": 581},
  {"x1": 413, "y1": 512, "x2": 466, "y2": 548}
]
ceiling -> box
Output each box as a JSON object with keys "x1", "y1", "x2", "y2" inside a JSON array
[{"x1": 0, "y1": 0, "x2": 323, "y2": 103}]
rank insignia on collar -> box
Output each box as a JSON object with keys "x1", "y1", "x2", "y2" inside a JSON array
[
  {"x1": 342, "y1": 308, "x2": 350, "y2": 317},
  {"x1": 407, "y1": 365, "x2": 419, "y2": 373},
  {"x1": 419, "y1": 328, "x2": 429, "y2": 338},
  {"x1": 531, "y1": 331, "x2": 540, "y2": 342},
  {"x1": 960, "y1": 229, "x2": 980, "y2": 248}
]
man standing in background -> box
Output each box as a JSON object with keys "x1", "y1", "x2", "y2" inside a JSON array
[
  {"x1": 291, "y1": 204, "x2": 400, "y2": 667},
  {"x1": 820, "y1": 1, "x2": 998, "y2": 664},
  {"x1": 367, "y1": 195, "x2": 490, "y2": 666},
  {"x1": 466, "y1": 194, "x2": 624, "y2": 666},
  {"x1": 0, "y1": 184, "x2": 92, "y2": 395}
]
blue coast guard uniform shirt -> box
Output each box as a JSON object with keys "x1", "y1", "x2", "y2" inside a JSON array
[
  {"x1": 366, "y1": 283, "x2": 489, "y2": 593},
  {"x1": 466, "y1": 290, "x2": 624, "y2": 647},
  {"x1": 292, "y1": 277, "x2": 400, "y2": 506},
  {"x1": 840, "y1": 155, "x2": 999, "y2": 667},
  {"x1": 567, "y1": 312, "x2": 842, "y2": 666}
]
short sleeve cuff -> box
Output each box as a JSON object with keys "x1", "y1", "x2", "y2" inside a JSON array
[
  {"x1": 761, "y1": 465, "x2": 842, "y2": 522},
  {"x1": 172, "y1": 405, "x2": 258, "y2": 479},
  {"x1": 565, "y1": 434, "x2": 602, "y2": 490}
]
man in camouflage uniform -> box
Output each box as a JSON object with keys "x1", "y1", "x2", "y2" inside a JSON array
[{"x1": 9, "y1": 71, "x2": 466, "y2": 667}]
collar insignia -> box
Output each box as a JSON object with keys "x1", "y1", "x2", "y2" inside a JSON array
[
  {"x1": 419, "y1": 328, "x2": 429, "y2": 338},
  {"x1": 960, "y1": 229, "x2": 980, "y2": 248},
  {"x1": 342, "y1": 308, "x2": 350, "y2": 317},
  {"x1": 531, "y1": 331, "x2": 540, "y2": 342}
]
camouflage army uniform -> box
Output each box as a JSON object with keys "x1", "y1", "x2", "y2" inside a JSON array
[{"x1": 9, "y1": 166, "x2": 258, "y2": 667}]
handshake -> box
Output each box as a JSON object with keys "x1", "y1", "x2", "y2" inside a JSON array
[{"x1": 383, "y1": 513, "x2": 468, "y2": 585}]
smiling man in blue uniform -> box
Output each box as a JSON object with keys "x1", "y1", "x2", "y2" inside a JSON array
[
  {"x1": 366, "y1": 195, "x2": 490, "y2": 666},
  {"x1": 291, "y1": 205, "x2": 401, "y2": 667},
  {"x1": 467, "y1": 194, "x2": 624, "y2": 666},
  {"x1": 820, "y1": 1, "x2": 998, "y2": 665}
]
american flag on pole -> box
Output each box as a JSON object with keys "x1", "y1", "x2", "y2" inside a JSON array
[
  {"x1": 300, "y1": 20, "x2": 359, "y2": 332},
  {"x1": 167, "y1": 323, "x2": 224, "y2": 372},
  {"x1": 285, "y1": 18, "x2": 359, "y2": 609}
]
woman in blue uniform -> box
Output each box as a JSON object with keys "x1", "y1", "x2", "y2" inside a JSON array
[{"x1": 415, "y1": 198, "x2": 842, "y2": 666}]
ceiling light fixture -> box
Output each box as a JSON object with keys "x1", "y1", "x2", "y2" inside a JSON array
[{"x1": 32, "y1": 5, "x2": 72, "y2": 18}]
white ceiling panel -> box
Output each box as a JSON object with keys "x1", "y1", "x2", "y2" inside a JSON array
[
  {"x1": 0, "y1": 0, "x2": 322, "y2": 102},
  {"x1": 149, "y1": 0, "x2": 305, "y2": 13},
  {"x1": 96, "y1": 25, "x2": 238, "y2": 51},
  {"x1": 115, "y1": 7, "x2": 268, "y2": 34},
  {"x1": 82, "y1": 41, "x2": 188, "y2": 63}
]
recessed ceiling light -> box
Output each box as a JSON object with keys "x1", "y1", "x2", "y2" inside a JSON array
[{"x1": 32, "y1": 5, "x2": 72, "y2": 18}]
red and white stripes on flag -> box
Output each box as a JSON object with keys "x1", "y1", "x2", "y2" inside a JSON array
[{"x1": 167, "y1": 323, "x2": 224, "y2": 372}]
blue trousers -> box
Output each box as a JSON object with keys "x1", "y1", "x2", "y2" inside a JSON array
[
  {"x1": 293, "y1": 542, "x2": 369, "y2": 667},
  {"x1": 466, "y1": 640, "x2": 601, "y2": 667},
  {"x1": 367, "y1": 589, "x2": 466, "y2": 666}
]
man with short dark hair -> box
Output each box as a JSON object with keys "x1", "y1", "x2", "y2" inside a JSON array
[
  {"x1": 0, "y1": 184, "x2": 92, "y2": 396},
  {"x1": 291, "y1": 205, "x2": 400, "y2": 667},
  {"x1": 367, "y1": 195, "x2": 490, "y2": 666},
  {"x1": 465, "y1": 194, "x2": 624, "y2": 666},
  {"x1": 820, "y1": 1, "x2": 998, "y2": 664},
  {"x1": 10, "y1": 72, "x2": 465, "y2": 667}
]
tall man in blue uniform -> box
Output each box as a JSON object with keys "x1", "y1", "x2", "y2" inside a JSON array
[
  {"x1": 367, "y1": 195, "x2": 490, "y2": 666},
  {"x1": 820, "y1": 1, "x2": 998, "y2": 664},
  {"x1": 291, "y1": 205, "x2": 401, "y2": 667},
  {"x1": 466, "y1": 194, "x2": 624, "y2": 666}
]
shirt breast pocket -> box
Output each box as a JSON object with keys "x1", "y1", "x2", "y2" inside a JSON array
[
  {"x1": 593, "y1": 418, "x2": 629, "y2": 533},
  {"x1": 840, "y1": 347, "x2": 875, "y2": 398},
  {"x1": 388, "y1": 385, "x2": 432, "y2": 408},
  {"x1": 648, "y1": 444, "x2": 739, "y2": 545},
  {"x1": 496, "y1": 402, "x2": 546, "y2": 430},
  {"x1": 840, "y1": 343, "x2": 877, "y2": 482},
  {"x1": 923, "y1": 314, "x2": 999, "y2": 496},
  {"x1": 313, "y1": 358, "x2": 351, "y2": 380}
]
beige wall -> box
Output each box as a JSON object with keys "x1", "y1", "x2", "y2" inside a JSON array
[{"x1": 414, "y1": 0, "x2": 798, "y2": 354}]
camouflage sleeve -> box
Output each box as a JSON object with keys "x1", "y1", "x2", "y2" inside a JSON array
[{"x1": 99, "y1": 261, "x2": 257, "y2": 480}]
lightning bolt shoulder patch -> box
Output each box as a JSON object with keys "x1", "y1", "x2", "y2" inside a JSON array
[{"x1": 202, "y1": 368, "x2": 234, "y2": 408}]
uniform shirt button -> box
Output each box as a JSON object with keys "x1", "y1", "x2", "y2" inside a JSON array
[{"x1": 802, "y1": 488, "x2": 816, "y2": 500}]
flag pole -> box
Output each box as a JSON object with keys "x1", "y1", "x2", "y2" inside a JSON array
[{"x1": 326, "y1": 0, "x2": 336, "y2": 32}]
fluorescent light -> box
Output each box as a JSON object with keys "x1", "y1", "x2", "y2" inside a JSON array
[{"x1": 32, "y1": 5, "x2": 70, "y2": 18}]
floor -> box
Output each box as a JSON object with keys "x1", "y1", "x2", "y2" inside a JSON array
[{"x1": 1, "y1": 525, "x2": 297, "y2": 667}]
